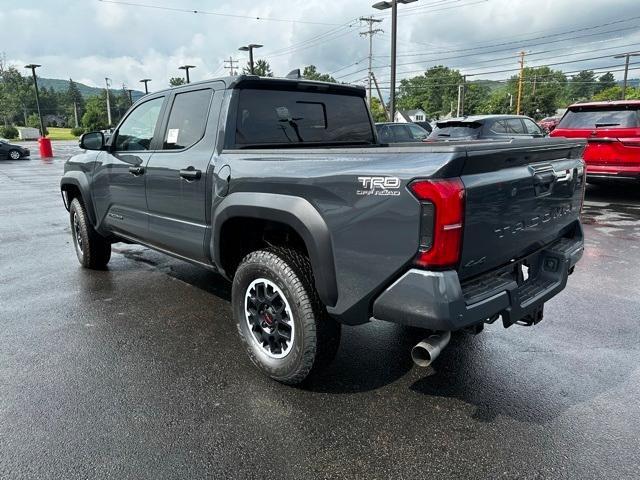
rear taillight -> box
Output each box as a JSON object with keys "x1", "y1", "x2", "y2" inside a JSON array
[{"x1": 409, "y1": 178, "x2": 465, "y2": 269}]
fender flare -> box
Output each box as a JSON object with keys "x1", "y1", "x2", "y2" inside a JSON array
[
  {"x1": 60, "y1": 173, "x2": 97, "y2": 226},
  {"x1": 213, "y1": 192, "x2": 338, "y2": 308}
]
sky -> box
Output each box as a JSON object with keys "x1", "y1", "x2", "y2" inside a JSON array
[{"x1": 1, "y1": 0, "x2": 639, "y2": 92}]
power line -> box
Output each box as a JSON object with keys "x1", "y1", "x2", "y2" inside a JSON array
[
  {"x1": 335, "y1": 24, "x2": 640, "y2": 80},
  {"x1": 97, "y1": 0, "x2": 342, "y2": 26}
]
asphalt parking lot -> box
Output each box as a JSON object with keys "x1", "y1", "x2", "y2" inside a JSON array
[{"x1": 1, "y1": 141, "x2": 639, "y2": 479}]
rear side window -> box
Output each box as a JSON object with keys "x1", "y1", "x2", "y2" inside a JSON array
[
  {"x1": 163, "y1": 89, "x2": 213, "y2": 150},
  {"x1": 490, "y1": 119, "x2": 524, "y2": 134},
  {"x1": 235, "y1": 89, "x2": 374, "y2": 147},
  {"x1": 558, "y1": 108, "x2": 640, "y2": 129},
  {"x1": 391, "y1": 125, "x2": 414, "y2": 142},
  {"x1": 429, "y1": 122, "x2": 481, "y2": 139}
]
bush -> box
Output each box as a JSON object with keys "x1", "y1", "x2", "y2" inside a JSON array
[
  {"x1": 70, "y1": 127, "x2": 85, "y2": 137},
  {"x1": 0, "y1": 125, "x2": 19, "y2": 139}
]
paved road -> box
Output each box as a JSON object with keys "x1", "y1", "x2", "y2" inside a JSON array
[{"x1": 1, "y1": 143, "x2": 639, "y2": 479}]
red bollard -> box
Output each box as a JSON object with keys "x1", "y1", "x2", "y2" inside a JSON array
[{"x1": 38, "y1": 137, "x2": 53, "y2": 159}]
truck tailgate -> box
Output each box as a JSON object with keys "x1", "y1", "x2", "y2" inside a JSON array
[{"x1": 458, "y1": 141, "x2": 585, "y2": 280}]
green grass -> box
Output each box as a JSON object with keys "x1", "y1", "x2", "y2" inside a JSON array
[{"x1": 46, "y1": 127, "x2": 79, "y2": 141}]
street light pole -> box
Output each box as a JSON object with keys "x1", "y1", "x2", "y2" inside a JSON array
[
  {"x1": 105, "y1": 77, "x2": 113, "y2": 127},
  {"x1": 140, "y1": 78, "x2": 151, "y2": 94},
  {"x1": 372, "y1": 0, "x2": 417, "y2": 121},
  {"x1": 614, "y1": 52, "x2": 640, "y2": 100},
  {"x1": 24, "y1": 64, "x2": 45, "y2": 137},
  {"x1": 239, "y1": 44, "x2": 263, "y2": 75},
  {"x1": 178, "y1": 65, "x2": 196, "y2": 83}
]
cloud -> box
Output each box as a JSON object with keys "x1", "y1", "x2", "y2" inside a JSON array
[{"x1": 1, "y1": 0, "x2": 639, "y2": 91}]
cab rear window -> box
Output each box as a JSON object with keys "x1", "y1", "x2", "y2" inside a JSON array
[
  {"x1": 234, "y1": 89, "x2": 375, "y2": 147},
  {"x1": 558, "y1": 107, "x2": 640, "y2": 129}
]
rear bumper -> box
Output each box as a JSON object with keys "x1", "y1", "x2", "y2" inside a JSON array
[
  {"x1": 372, "y1": 227, "x2": 584, "y2": 331},
  {"x1": 586, "y1": 164, "x2": 640, "y2": 180}
]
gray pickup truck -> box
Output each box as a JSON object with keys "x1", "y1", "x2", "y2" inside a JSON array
[{"x1": 61, "y1": 76, "x2": 585, "y2": 385}]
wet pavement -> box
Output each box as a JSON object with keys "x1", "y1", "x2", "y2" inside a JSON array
[{"x1": 1, "y1": 143, "x2": 639, "y2": 479}]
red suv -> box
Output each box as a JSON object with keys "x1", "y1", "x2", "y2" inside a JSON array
[{"x1": 551, "y1": 101, "x2": 640, "y2": 181}]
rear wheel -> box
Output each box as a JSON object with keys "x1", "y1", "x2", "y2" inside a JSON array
[
  {"x1": 69, "y1": 198, "x2": 111, "y2": 269},
  {"x1": 8, "y1": 149, "x2": 21, "y2": 160},
  {"x1": 232, "y1": 247, "x2": 341, "y2": 385}
]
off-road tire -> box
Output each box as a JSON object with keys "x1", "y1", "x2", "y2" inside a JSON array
[
  {"x1": 232, "y1": 247, "x2": 341, "y2": 385},
  {"x1": 69, "y1": 198, "x2": 111, "y2": 269}
]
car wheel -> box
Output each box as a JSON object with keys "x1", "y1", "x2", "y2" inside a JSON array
[
  {"x1": 232, "y1": 247, "x2": 341, "y2": 385},
  {"x1": 69, "y1": 198, "x2": 111, "y2": 269},
  {"x1": 8, "y1": 149, "x2": 21, "y2": 160}
]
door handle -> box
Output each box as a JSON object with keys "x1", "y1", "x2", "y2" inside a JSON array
[
  {"x1": 179, "y1": 167, "x2": 202, "y2": 181},
  {"x1": 129, "y1": 166, "x2": 145, "y2": 176}
]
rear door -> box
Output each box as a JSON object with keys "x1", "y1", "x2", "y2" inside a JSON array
[{"x1": 144, "y1": 85, "x2": 222, "y2": 262}]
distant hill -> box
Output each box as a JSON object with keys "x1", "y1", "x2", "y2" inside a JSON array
[{"x1": 37, "y1": 77, "x2": 145, "y2": 100}]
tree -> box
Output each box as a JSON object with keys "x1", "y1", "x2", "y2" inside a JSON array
[
  {"x1": 369, "y1": 97, "x2": 388, "y2": 122},
  {"x1": 67, "y1": 79, "x2": 84, "y2": 127},
  {"x1": 504, "y1": 66, "x2": 567, "y2": 119},
  {"x1": 568, "y1": 70, "x2": 596, "y2": 101},
  {"x1": 169, "y1": 77, "x2": 186, "y2": 87},
  {"x1": 243, "y1": 59, "x2": 273, "y2": 77},
  {"x1": 302, "y1": 65, "x2": 336, "y2": 83},
  {"x1": 81, "y1": 95, "x2": 109, "y2": 131},
  {"x1": 595, "y1": 72, "x2": 616, "y2": 94},
  {"x1": 463, "y1": 83, "x2": 491, "y2": 116},
  {"x1": 397, "y1": 65, "x2": 463, "y2": 119},
  {"x1": 0, "y1": 66, "x2": 31, "y2": 125}
]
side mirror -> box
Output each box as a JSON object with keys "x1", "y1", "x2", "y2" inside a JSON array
[{"x1": 79, "y1": 131, "x2": 105, "y2": 151}]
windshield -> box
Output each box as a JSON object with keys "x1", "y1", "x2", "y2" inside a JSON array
[
  {"x1": 428, "y1": 121, "x2": 482, "y2": 140},
  {"x1": 558, "y1": 107, "x2": 640, "y2": 129}
]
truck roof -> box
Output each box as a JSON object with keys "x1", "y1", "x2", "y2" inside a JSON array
[{"x1": 147, "y1": 75, "x2": 366, "y2": 97}]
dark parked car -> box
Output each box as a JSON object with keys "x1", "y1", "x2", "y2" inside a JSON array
[
  {"x1": 61, "y1": 76, "x2": 585, "y2": 385},
  {"x1": 375, "y1": 122, "x2": 429, "y2": 143},
  {"x1": 0, "y1": 139, "x2": 30, "y2": 160},
  {"x1": 427, "y1": 115, "x2": 545, "y2": 141}
]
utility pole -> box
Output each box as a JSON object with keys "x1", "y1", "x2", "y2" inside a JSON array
[
  {"x1": 224, "y1": 57, "x2": 239, "y2": 76},
  {"x1": 456, "y1": 74, "x2": 467, "y2": 117},
  {"x1": 127, "y1": 89, "x2": 134, "y2": 106},
  {"x1": 614, "y1": 52, "x2": 640, "y2": 100},
  {"x1": 372, "y1": 0, "x2": 418, "y2": 122},
  {"x1": 139, "y1": 78, "x2": 151, "y2": 94},
  {"x1": 370, "y1": 72, "x2": 390, "y2": 121},
  {"x1": 24, "y1": 64, "x2": 45, "y2": 137},
  {"x1": 359, "y1": 16, "x2": 383, "y2": 109},
  {"x1": 73, "y1": 101, "x2": 79, "y2": 128},
  {"x1": 532, "y1": 74, "x2": 537, "y2": 97},
  {"x1": 105, "y1": 77, "x2": 112, "y2": 127},
  {"x1": 516, "y1": 51, "x2": 526, "y2": 115}
]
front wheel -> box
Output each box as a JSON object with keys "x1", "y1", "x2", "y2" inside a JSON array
[
  {"x1": 232, "y1": 248, "x2": 341, "y2": 385},
  {"x1": 69, "y1": 198, "x2": 111, "y2": 269},
  {"x1": 8, "y1": 149, "x2": 21, "y2": 160}
]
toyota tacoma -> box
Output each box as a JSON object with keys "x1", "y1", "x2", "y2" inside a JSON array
[{"x1": 61, "y1": 75, "x2": 586, "y2": 384}]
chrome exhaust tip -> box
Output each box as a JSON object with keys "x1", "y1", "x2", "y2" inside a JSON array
[{"x1": 411, "y1": 331, "x2": 451, "y2": 367}]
